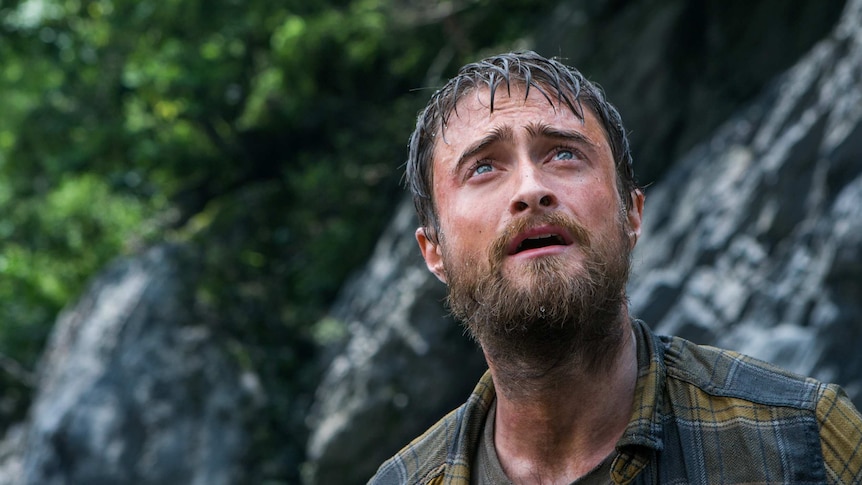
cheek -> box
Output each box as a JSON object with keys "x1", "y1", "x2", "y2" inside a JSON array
[
  {"x1": 438, "y1": 187, "x2": 496, "y2": 233},
  {"x1": 453, "y1": 206, "x2": 496, "y2": 240},
  {"x1": 437, "y1": 209, "x2": 497, "y2": 264},
  {"x1": 572, "y1": 184, "x2": 621, "y2": 229}
]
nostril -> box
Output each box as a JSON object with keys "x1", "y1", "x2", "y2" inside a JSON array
[
  {"x1": 514, "y1": 200, "x2": 528, "y2": 211},
  {"x1": 539, "y1": 195, "x2": 552, "y2": 206}
]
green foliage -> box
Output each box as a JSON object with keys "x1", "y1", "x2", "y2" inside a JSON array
[{"x1": 0, "y1": 0, "x2": 558, "y2": 480}]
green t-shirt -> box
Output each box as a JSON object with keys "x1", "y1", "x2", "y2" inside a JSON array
[{"x1": 471, "y1": 402, "x2": 615, "y2": 485}]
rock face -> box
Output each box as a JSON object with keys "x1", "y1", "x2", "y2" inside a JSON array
[
  {"x1": 629, "y1": 0, "x2": 862, "y2": 403},
  {"x1": 306, "y1": 0, "x2": 862, "y2": 483},
  {"x1": 0, "y1": 245, "x2": 255, "y2": 485}
]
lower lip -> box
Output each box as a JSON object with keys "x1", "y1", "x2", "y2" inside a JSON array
[{"x1": 509, "y1": 244, "x2": 571, "y2": 260}]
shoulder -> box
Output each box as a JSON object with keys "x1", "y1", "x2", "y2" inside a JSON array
[
  {"x1": 657, "y1": 333, "x2": 862, "y2": 482},
  {"x1": 660, "y1": 333, "x2": 823, "y2": 409},
  {"x1": 368, "y1": 406, "x2": 462, "y2": 485}
]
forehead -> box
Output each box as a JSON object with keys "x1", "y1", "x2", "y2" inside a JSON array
[{"x1": 433, "y1": 84, "x2": 611, "y2": 162}]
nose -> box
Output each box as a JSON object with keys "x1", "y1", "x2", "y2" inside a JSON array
[{"x1": 510, "y1": 163, "x2": 558, "y2": 214}]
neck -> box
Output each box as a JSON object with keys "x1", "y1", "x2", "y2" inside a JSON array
[{"x1": 484, "y1": 315, "x2": 637, "y2": 485}]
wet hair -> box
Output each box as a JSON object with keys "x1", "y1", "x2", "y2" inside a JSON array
[{"x1": 405, "y1": 50, "x2": 638, "y2": 242}]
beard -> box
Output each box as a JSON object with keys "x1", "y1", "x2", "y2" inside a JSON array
[{"x1": 442, "y1": 210, "x2": 633, "y2": 390}]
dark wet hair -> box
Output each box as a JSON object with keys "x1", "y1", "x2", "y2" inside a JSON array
[{"x1": 405, "y1": 50, "x2": 638, "y2": 242}]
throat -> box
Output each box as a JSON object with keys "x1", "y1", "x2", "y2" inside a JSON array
[{"x1": 488, "y1": 326, "x2": 639, "y2": 484}]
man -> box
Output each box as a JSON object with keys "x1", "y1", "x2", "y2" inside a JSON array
[{"x1": 370, "y1": 51, "x2": 862, "y2": 484}]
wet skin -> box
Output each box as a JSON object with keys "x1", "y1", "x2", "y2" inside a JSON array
[{"x1": 417, "y1": 85, "x2": 643, "y2": 286}]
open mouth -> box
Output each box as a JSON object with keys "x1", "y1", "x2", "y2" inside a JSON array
[
  {"x1": 515, "y1": 234, "x2": 568, "y2": 253},
  {"x1": 508, "y1": 227, "x2": 573, "y2": 255}
]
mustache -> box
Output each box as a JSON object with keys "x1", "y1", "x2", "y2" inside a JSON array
[{"x1": 488, "y1": 212, "x2": 592, "y2": 266}]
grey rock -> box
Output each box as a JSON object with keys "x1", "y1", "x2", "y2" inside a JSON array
[
  {"x1": 0, "y1": 245, "x2": 256, "y2": 485},
  {"x1": 0, "y1": 425, "x2": 24, "y2": 484}
]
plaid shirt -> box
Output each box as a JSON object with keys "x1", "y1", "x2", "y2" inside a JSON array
[{"x1": 369, "y1": 320, "x2": 862, "y2": 484}]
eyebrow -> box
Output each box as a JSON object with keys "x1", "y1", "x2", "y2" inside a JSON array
[
  {"x1": 452, "y1": 125, "x2": 515, "y2": 176},
  {"x1": 525, "y1": 122, "x2": 599, "y2": 148}
]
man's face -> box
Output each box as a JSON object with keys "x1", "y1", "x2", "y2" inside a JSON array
[
  {"x1": 418, "y1": 84, "x2": 642, "y2": 288},
  {"x1": 415, "y1": 84, "x2": 644, "y2": 372}
]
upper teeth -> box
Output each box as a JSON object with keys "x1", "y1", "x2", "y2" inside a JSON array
[{"x1": 528, "y1": 234, "x2": 554, "y2": 240}]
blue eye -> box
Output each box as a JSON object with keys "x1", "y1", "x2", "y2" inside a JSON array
[
  {"x1": 554, "y1": 149, "x2": 575, "y2": 160},
  {"x1": 473, "y1": 163, "x2": 493, "y2": 176}
]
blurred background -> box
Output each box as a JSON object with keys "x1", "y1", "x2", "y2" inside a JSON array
[{"x1": 0, "y1": 0, "x2": 859, "y2": 483}]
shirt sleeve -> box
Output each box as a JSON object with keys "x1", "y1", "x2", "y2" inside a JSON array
[{"x1": 816, "y1": 383, "x2": 862, "y2": 484}]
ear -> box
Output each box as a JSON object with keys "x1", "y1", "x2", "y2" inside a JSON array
[
  {"x1": 626, "y1": 189, "x2": 645, "y2": 249},
  {"x1": 415, "y1": 227, "x2": 447, "y2": 283}
]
